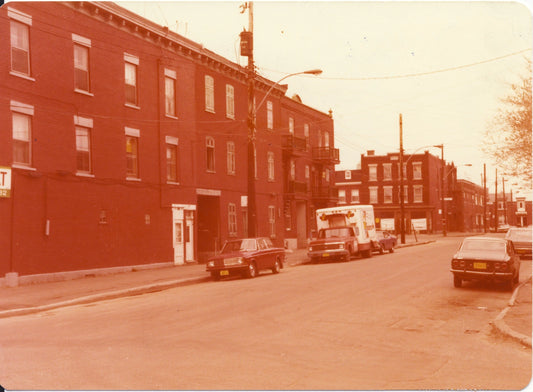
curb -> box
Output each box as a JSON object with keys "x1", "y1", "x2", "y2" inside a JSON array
[
  {"x1": 0, "y1": 276, "x2": 210, "y2": 319},
  {"x1": 396, "y1": 240, "x2": 435, "y2": 249},
  {"x1": 489, "y1": 275, "x2": 532, "y2": 348}
]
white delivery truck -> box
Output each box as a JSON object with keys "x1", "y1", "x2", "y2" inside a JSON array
[
  {"x1": 349, "y1": 205, "x2": 382, "y2": 253},
  {"x1": 311, "y1": 205, "x2": 374, "y2": 259}
]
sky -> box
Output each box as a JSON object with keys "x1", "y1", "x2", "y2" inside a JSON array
[{"x1": 121, "y1": 0, "x2": 532, "y2": 198}]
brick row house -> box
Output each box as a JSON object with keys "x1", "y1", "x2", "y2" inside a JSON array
[
  {"x1": 0, "y1": 2, "x2": 336, "y2": 283},
  {"x1": 336, "y1": 150, "x2": 459, "y2": 233}
]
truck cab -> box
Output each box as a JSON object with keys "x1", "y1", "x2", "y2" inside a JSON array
[{"x1": 308, "y1": 226, "x2": 358, "y2": 263}]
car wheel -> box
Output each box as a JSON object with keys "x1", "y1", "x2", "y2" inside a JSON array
[
  {"x1": 389, "y1": 247, "x2": 394, "y2": 253},
  {"x1": 379, "y1": 245, "x2": 384, "y2": 255},
  {"x1": 272, "y1": 259, "x2": 281, "y2": 274},
  {"x1": 453, "y1": 275, "x2": 462, "y2": 288},
  {"x1": 245, "y1": 262, "x2": 257, "y2": 279}
]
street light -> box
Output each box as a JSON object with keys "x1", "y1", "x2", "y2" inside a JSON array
[{"x1": 247, "y1": 68, "x2": 322, "y2": 237}]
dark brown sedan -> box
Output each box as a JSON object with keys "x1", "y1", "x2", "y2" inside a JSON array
[
  {"x1": 450, "y1": 237, "x2": 520, "y2": 290},
  {"x1": 206, "y1": 238, "x2": 285, "y2": 280}
]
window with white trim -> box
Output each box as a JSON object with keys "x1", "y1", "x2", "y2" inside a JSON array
[
  {"x1": 166, "y1": 136, "x2": 179, "y2": 182},
  {"x1": 206, "y1": 136, "x2": 215, "y2": 172},
  {"x1": 9, "y1": 9, "x2": 32, "y2": 77},
  {"x1": 267, "y1": 151, "x2": 275, "y2": 181},
  {"x1": 413, "y1": 185, "x2": 423, "y2": 203},
  {"x1": 383, "y1": 163, "x2": 392, "y2": 181},
  {"x1": 369, "y1": 186, "x2": 378, "y2": 204},
  {"x1": 384, "y1": 186, "x2": 393, "y2": 204},
  {"x1": 73, "y1": 34, "x2": 91, "y2": 92},
  {"x1": 339, "y1": 189, "x2": 346, "y2": 204},
  {"x1": 289, "y1": 117, "x2": 294, "y2": 134},
  {"x1": 165, "y1": 69, "x2": 177, "y2": 117},
  {"x1": 227, "y1": 141, "x2": 235, "y2": 175},
  {"x1": 290, "y1": 159, "x2": 296, "y2": 180},
  {"x1": 11, "y1": 101, "x2": 33, "y2": 166},
  {"x1": 351, "y1": 189, "x2": 360, "y2": 204},
  {"x1": 205, "y1": 75, "x2": 214, "y2": 112},
  {"x1": 304, "y1": 123, "x2": 310, "y2": 150},
  {"x1": 74, "y1": 116, "x2": 93, "y2": 174},
  {"x1": 226, "y1": 84, "x2": 235, "y2": 119},
  {"x1": 228, "y1": 203, "x2": 237, "y2": 236},
  {"x1": 125, "y1": 128, "x2": 140, "y2": 179},
  {"x1": 124, "y1": 53, "x2": 139, "y2": 106},
  {"x1": 413, "y1": 162, "x2": 422, "y2": 180},
  {"x1": 268, "y1": 206, "x2": 276, "y2": 237},
  {"x1": 345, "y1": 170, "x2": 352, "y2": 180},
  {"x1": 368, "y1": 164, "x2": 377, "y2": 182},
  {"x1": 267, "y1": 101, "x2": 273, "y2": 130}
]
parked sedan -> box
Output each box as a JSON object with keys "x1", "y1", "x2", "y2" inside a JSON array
[
  {"x1": 505, "y1": 227, "x2": 532, "y2": 259},
  {"x1": 206, "y1": 238, "x2": 285, "y2": 280},
  {"x1": 376, "y1": 230, "x2": 397, "y2": 253},
  {"x1": 450, "y1": 236, "x2": 520, "y2": 290}
]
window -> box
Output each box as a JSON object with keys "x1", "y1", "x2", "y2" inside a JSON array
[
  {"x1": 73, "y1": 34, "x2": 91, "y2": 92},
  {"x1": 289, "y1": 117, "x2": 294, "y2": 134},
  {"x1": 74, "y1": 116, "x2": 93, "y2": 174},
  {"x1": 165, "y1": 69, "x2": 177, "y2": 117},
  {"x1": 305, "y1": 165, "x2": 310, "y2": 183},
  {"x1": 228, "y1": 203, "x2": 237, "y2": 236},
  {"x1": 413, "y1": 185, "x2": 423, "y2": 203},
  {"x1": 227, "y1": 141, "x2": 235, "y2": 175},
  {"x1": 368, "y1": 164, "x2": 377, "y2": 182},
  {"x1": 11, "y1": 101, "x2": 34, "y2": 167},
  {"x1": 369, "y1": 187, "x2": 378, "y2": 204},
  {"x1": 383, "y1": 163, "x2": 392, "y2": 181},
  {"x1": 267, "y1": 101, "x2": 273, "y2": 130},
  {"x1": 339, "y1": 190, "x2": 346, "y2": 204},
  {"x1": 345, "y1": 170, "x2": 352, "y2": 180},
  {"x1": 290, "y1": 159, "x2": 296, "y2": 180},
  {"x1": 267, "y1": 151, "x2": 275, "y2": 181},
  {"x1": 10, "y1": 14, "x2": 31, "y2": 76},
  {"x1": 226, "y1": 84, "x2": 235, "y2": 119},
  {"x1": 325, "y1": 168, "x2": 330, "y2": 182},
  {"x1": 205, "y1": 75, "x2": 214, "y2": 112},
  {"x1": 206, "y1": 137, "x2": 215, "y2": 172},
  {"x1": 268, "y1": 206, "x2": 276, "y2": 237},
  {"x1": 304, "y1": 124, "x2": 310, "y2": 150},
  {"x1": 413, "y1": 162, "x2": 422, "y2": 180},
  {"x1": 125, "y1": 127, "x2": 140, "y2": 178},
  {"x1": 399, "y1": 185, "x2": 409, "y2": 203},
  {"x1": 384, "y1": 186, "x2": 393, "y2": 204},
  {"x1": 124, "y1": 53, "x2": 139, "y2": 106},
  {"x1": 351, "y1": 189, "x2": 360, "y2": 204},
  {"x1": 324, "y1": 131, "x2": 330, "y2": 147},
  {"x1": 166, "y1": 136, "x2": 179, "y2": 182}
]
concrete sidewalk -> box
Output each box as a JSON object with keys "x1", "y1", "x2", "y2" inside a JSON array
[{"x1": 0, "y1": 232, "x2": 530, "y2": 349}]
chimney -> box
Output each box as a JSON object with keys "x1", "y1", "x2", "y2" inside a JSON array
[{"x1": 367, "y1": 150, "x2": 375, "y2": 156}]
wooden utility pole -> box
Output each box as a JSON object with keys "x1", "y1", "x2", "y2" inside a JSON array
[
  {"x1": 483, "y1": 164, "x2": 487, "y2": 233},
  {"x1": 399, "y1": 114, "x2": 405, "y2": 244},
  {"x1": 494, "y1": 168, "x2": 498, "y2": 231}
]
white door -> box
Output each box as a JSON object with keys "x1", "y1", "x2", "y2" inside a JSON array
[
  {"x1": 172, "y1": 205, "x2": 196, "y2": 265},
  {"x1": 184, "y1": 210, "x2": 195, "y2": 263}
]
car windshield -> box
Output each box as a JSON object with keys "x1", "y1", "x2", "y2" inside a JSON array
[
  {"x1": 221, "y1": 239, "x2": 257, "y2": 253},
  {"x1": 461, "y1": 239, "x2": 505, "y2": 252},
  {"x1": 318, "y1": 227, "x2": 353, "y2": 239},
  {"x1": 506, "y1": 229, "x2": 532, "y2": 242}
]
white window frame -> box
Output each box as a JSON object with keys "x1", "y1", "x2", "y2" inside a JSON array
[
  {"x1": 369, "y1": 186, "x2": 378, "y2": 204},
  {"x1": 383, "y1": 163, "x2": 392, "y2": 181},
  {"x1": 368, "y1": 164, "x2": 377, "y2": 182},
  {"x1": 289, "y1": 117, "x2": 294, "y2": 134},
  {"x1": 125, "y1": 127, "x2": 140, "y2": 180},
  {"x1": 73, "y1": 34, "x2": 91, "y2": 94},
  {"x1": 11, "y1": 100, "x2": 34, "y2": 168},
  {"x1": 164, "y1": 68, "x2": 177, "y2": 118},
  {"x1": 206, "y1": 136, "x2": 215, "y2": 173},
  {"x1": 338, "y1": 189, "x2": 346, "y2": 204},
  {"x1": 351, "y1": 189, "x2": 360, "y2": 204},
  {"x1": 205, "y1": 75, "x2": 215, "y2": 113},
  {"x1": 124, "y1": 53, "x2": 139, "y2": 108},
  {"x1": 267, "y1": 101, "x2": 273, "y2": 130},
  {"x1": 226, "y1": 84, "x2": 235, "y2": 119},
  {"x1": 267, "y1": 151, "x2": 275, "y2": 181},
  {"x1": 166, "y1": 136, "x2": 179, "y2": 183},
  {"x1": 384, "y1": 186, "x2": 393, "y2": 204},
  {"x1": 74, "y1": 115, "x2": 93, "y2": 175},
  {"x1": 413, "y1": 162, "x2": 422, "y2": 180},
  {"x1": 413, "y1": 185, "x2": 423, "y2": 203},
  {"x1": 345, "y1": 170, "x2": 352, "y2": 180},
  {"x1": 9, "y1": 8, "x2": 32, "y2": 79},
  {"x1": 227, "y1": 141, "x2": 236, "y2": 175},
  {"x1": 228, "y1": 203, "x2": 237, "y2": 236}
]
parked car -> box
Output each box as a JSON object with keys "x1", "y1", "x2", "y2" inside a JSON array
[
  {"x1": 496, "y1": 224, "x2": 511, "y2": 233},
  {"x1": 206, "y1": 238, "x2": 285, "y2": 280},
  {"x1": 375, "y1": 230, "x2": 397, "y2": 253},
  {"x1": 505, "y1": 227, "x2": 532, "y2": 259},
  {"x1": 308, "y1": 226, "x2": 360, "y2": 263},
  {"x1": 450, "y1": 236, "x2": 520, "y2": 290}
]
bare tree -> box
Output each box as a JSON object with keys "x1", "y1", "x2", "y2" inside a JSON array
[{"x1": 483, "y1": 57, "x2": 532, "y2": 188}]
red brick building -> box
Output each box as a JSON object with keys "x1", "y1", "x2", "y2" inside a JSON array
[
  {"x1": 336, "y1": 150, "x2": 455, "y2": 234},
  {"x1": 0, "y1": 2, "x2": 335, "y2": 284}
]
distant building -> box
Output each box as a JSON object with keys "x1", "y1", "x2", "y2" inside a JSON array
[{"x1": 453, "y1": 180, "x2": 485, "y2": 232}]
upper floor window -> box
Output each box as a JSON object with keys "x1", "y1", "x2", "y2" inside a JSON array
[
  {"x1": 74, "y1": 116, "x2": 93, "y2": 174},
  {"x1": 351, "y1": 189, "x2": 360, "y2": 203},
  {"x1": 413, "y1": 185, "x2": 423, "y2": 203},
  {"x1": 324, "y1": 131, "x2": 330, "y2": 147},
  {"x1": 165, "y1": 69, "x2": 177, "y2": 117},
  {"x1": 125, "y1": 127, "x2": 140, "y2": 179},
  {"x1": 413, "y1": 162, "x2": 422, "y2": 180},
  {"x1": 227, "y1": 141, "x2": 235, "y2": 175},
  {"x1": 267, "y1": 101, "x2": 273, "y2": 130},
  {"x1": 290, "y1": 159, "x2": 296, "y2": 180},
  {"x1": 369, "y1": 186, "x2": 378, "y2": 204},
  {"x1": 289, "y1": 117, "x2": 294, "y2": 134},
  {"x1": 73, "y1": 34, "x2": 91, "y2": 93},
  {"x1": 11, "y1": 101, "x2": 33, "y2": 167},
  {"x1": 226, "y1": 84, "x2": 235, "y2": 119},
  {"x1": 166, "y1": 136, "x2": 179, "y2": 183},
  {"x1": 338, "y1": 189, "x2": 346, "y2": 204},
  {"x1": 205, "y1": 75, "x2": 214, "y2": 112},
  {"x1": 384, "y1": 186, "x2": 393, "y2": 204},
  {"x1": 9, "y1": 9, "x2": 32, "y2": 77},
  {"x1": 304, "y1": 124, "x2": 310, "y2": 150},
  {"x1": 206, "y1": 136, "x2": 215, "y2": 172},
  {"x1": 345, "y1": 170, "x2": 352, "y2": 180},
  {"x1": 267, "y1": 151, "x2": 275, "y2": 181},
  {"x1": 383, "y1": 163, "x2": 392, "y2": 181},
  {"x1": 368, "y1": 164, "x2": 377, "y2": 182},
  {"x1": 518, "y1": 201, "x2": 525, "y2": 210},
  {"x1": 228, "y1": 203, "x2": 237, "y2": 236},
  {"x1": 124, "y1": 53, "x2": 139, "y2": 107}
]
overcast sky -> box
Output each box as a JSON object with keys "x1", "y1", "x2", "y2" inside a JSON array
[{"x1": 121, "y1": 1, "x2": 532, "y2": 197}]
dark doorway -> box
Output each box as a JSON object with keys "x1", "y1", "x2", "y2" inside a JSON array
[{"x1": 197, "y1": 195, "x2": 220, "y2": 263}]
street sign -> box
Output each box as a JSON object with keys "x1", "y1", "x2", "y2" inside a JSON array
[
  {"x1": 444, "y1": 197, "x2": 453, "y2": 201},
  {"x1": 0, "y1": 166, "x2": 12, "y2": 198}
]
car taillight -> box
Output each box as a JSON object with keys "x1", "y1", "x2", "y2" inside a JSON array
[{"x1": 452, "y1": 259, "x2": 465, "y2": 269}]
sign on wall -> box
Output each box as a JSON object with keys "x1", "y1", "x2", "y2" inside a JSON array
[{"x1": 0, "y1": 166, "x2": 12, "y2": 198}]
